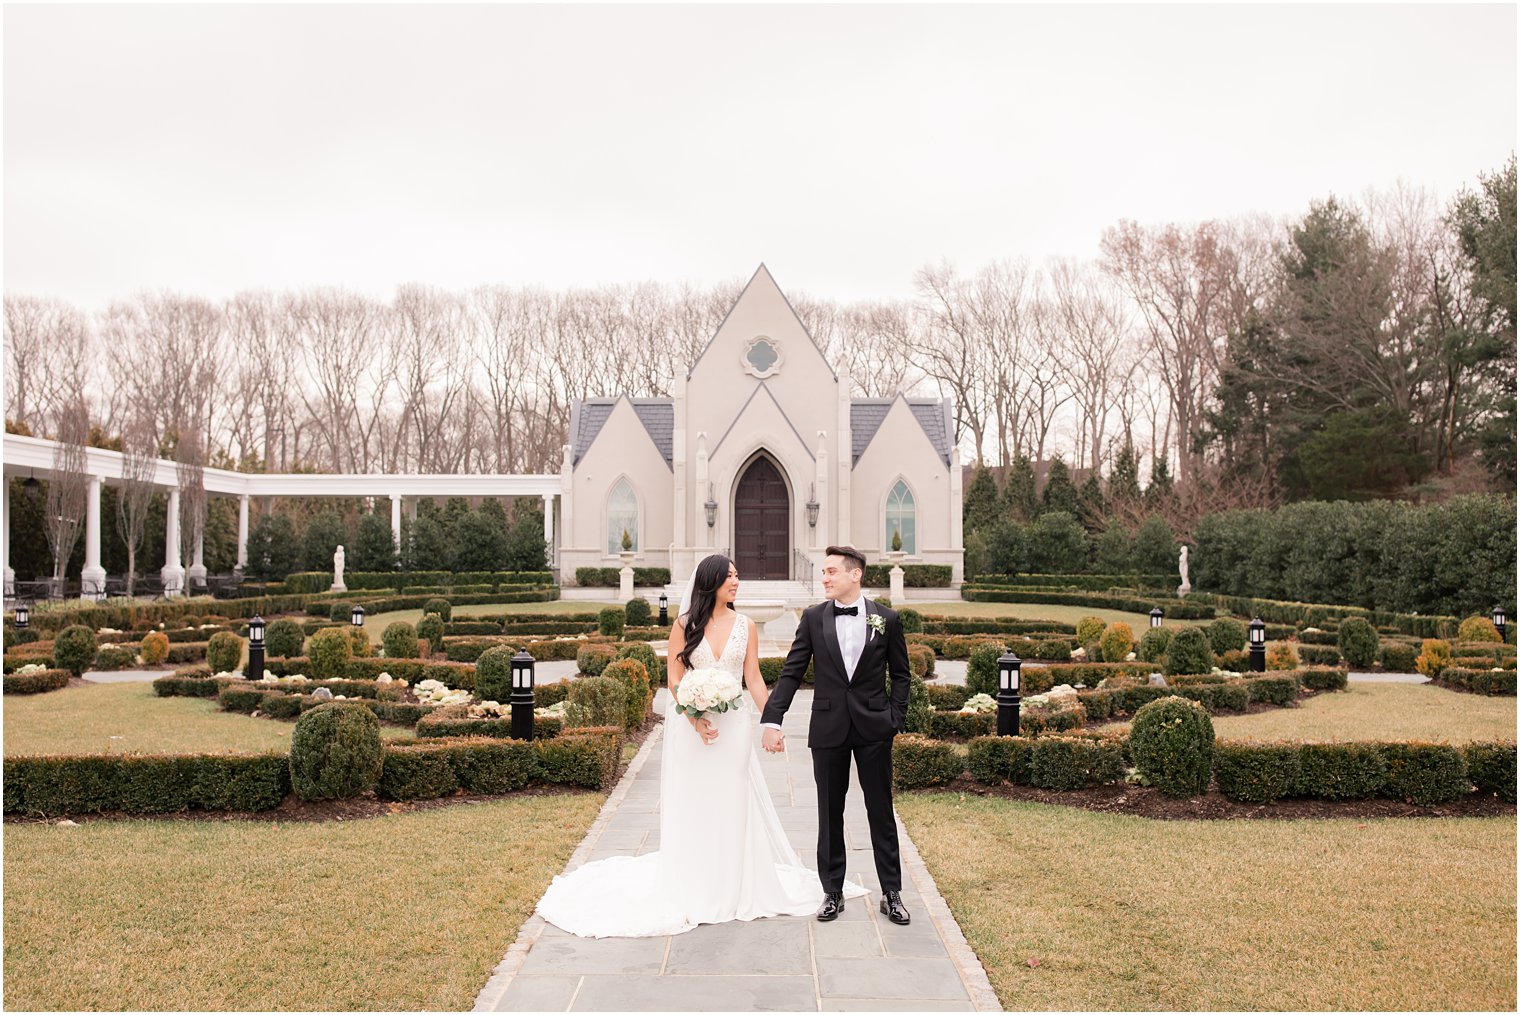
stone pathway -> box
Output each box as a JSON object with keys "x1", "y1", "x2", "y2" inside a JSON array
[{"x1": 474, "y1": 688, "x2": 999, "y2": 1013}]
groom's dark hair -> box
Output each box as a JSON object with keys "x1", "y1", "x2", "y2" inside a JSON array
[{"x1": 825, "y1": 545, "x2": 866, "y2": 573}]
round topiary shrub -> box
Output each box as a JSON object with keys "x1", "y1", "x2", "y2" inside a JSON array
[
  {"x1": 139, "y1": 631, "x2": 170, "y2": 665},
  {"x1": 1456, "y1": 615, "x2": 1503, "y2": 644},
  {"x1": 206, "y1": 631, "x2": 243, "y2": 674},
  {"x1": 602, "y1": 657, "x2": 652, "y2": 728},
  {"x1": 53, "y1": 625, "x2": 98, "y2": 677},
  {"x1": 328, "y1": 601, "x2": 355, "y2": 623},
  {"x1": 1266, "y1": 642, "x2": 1300, "y2": 671},
  {"x1": 898, "y1": 607, "x2": 924, "y2": 634},
  {"x1": 1130, "y1": 695, "x2": 1215, "y2": 798},
  {"x1": 289, "y1": 701, "x2": 383, "y2": 801},
  {"x1": 625, "y1": 598, "x2": 652, "y2": 627},
  {"x1": 307, "y1": 627, "x2": 353, "y2": 681},
  {"x1": 1336, "y1": 616, "x2": 1379, "y2": 668},
  {"x1": 416, "y1": 612, "x2": 445, "y2": 657},
  {"x1": 577, "y1": 643, "x2": 616, "y2": 676},
  {"x1": 475, "y1": 645, "x2": 516, "y2": 702},
  {"x1": 905, "y1": 674, "x2": 932, "y2": 734},
  {"x1": 1075, "y1": 616, "x2": 1106, "y2": 646},
  {"x1": 423, "y1": 597, "x2": 452, "y2": 622},
  {"x1": 1137, "y1": 626, "x2": 1172, "y2": 663},
  {"x1": 616, "y1": 642, "x2": 663, "y2": 685},
  {"x1": 1162, "y1": 627, "x2": 1215, "y2": 676},
  {"x1": 1100, "y1": 622, "x2": 1134, "y2": 664},
  {"x1": 265, "y1": 619, "x2": 305, "y2": 658},
  {"x1": 966, "y1": 643, "x2": 1004, "y2": 697},
  {"x1": 597, "y1": 606, "x2": 625, "y2": 638},
  {"x1": 348, "y1": 626, "x2": 371, "y2": 658},
  {"x1": 1207, "y1": 617, "x2": 1247, "y2": 656},
  {"x1": 94, "y1": 644, "x2": 137, "y2": 669},
  {"x1": 907, "y1": 644, "x2": 935, "y2": 679},
  {"x1": 382, "y1": 621, "x2": 419, "y2": 659},
  {"x1": 1378, "y1": 641, "x2": 1418, "y2": 672},
  {"x1": 565, "y1": 675, "x2": 628, "y2": 728}
]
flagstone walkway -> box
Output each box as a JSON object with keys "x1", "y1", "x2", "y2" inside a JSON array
[{"x1": 473, "y1": 688, "x2": 1000, "y2": 1012}]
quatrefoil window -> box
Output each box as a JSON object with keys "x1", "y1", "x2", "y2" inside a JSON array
[{"x1": 743, "y1": 336, "x2": 782, "y2": 378}]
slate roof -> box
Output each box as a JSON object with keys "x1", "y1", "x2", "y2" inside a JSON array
[
  {"x1": 570, "y1": 397, "x2": 673, "y2": 469},
  {"x1": 851, "y1": 397, "x2": 953, "y2": 467}
]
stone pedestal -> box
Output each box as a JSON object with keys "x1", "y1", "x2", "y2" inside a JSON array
[
  {"x1": 331, "y1": 580, "x2": 348, "y2": 593},
  {"x1": 1177, "y1": 582, "x2": 1192, "y2": 599},
  {"x1": 887, "y1": 552, "x2": 906, "y2": 603},
  {"x1": 618, "y1": 552, "x2": 636, "y2": 601}
]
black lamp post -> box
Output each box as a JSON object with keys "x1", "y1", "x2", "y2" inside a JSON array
[
  {"x1": 658, "y1": 591, "x2": 669, "y2": 626},
  {"x1": 14, "y1": 604, "x2": 28, "y2": 630},
  {"x1": 510, "y1": 649, "x2": 536, "y2": 740},
  {"x1": 247, "y1": 615, "x2": 266, "y2": 682},
  {"x1": 1248, "y1": 617, "x2": 1266, "y2": 672},
  {"x1": 351, "y1": 604, "x2": 366, "y2": 627},
  {"x1": 1491, "y1": 605, "x2": 1506, "y2": 644},
  {"x1": 996, "y1": 649, "x2": 1021, "y2": 736},
  {"x1": 1150, "y1": 607, "x2": 1163, "y2": 629}
]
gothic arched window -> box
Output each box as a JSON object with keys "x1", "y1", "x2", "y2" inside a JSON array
[
  {"x1": 886, "y1": 480, "x2": 916, "y2": 554},
  {"x1": 607, "y1": 479, "x2": 638, "y2": 553}
]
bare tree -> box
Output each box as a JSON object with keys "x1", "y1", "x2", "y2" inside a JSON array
[
  {"x1": 1043, "y1": 259, "x2": 1135, "y2": 473},
  {"x1": 912, "y1": 261, "x2": 995, "y2": 463},
  {"x1": 116, "y1": 409, "x2": 157, "y2": 593},
  {"x1": 45, "y1": 398, "x2": 90, "y2": 587}
]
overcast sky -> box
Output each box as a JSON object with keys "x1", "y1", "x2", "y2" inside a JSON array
[{"x1": 4, "y1": 3, "x2": 1515, "y2": 310}]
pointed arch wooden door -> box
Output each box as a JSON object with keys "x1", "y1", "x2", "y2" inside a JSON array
[{"x1": 734, "y1": 456, "x2": 789, "y2": 579}]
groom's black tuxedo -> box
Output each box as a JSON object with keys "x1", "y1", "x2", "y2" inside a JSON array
[{"x1": 761, "y1": 597, "x2": 912, "y2": 894}]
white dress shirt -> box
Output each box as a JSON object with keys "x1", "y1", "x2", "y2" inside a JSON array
[{"x1": 762, "y1": 595, "x2": 868, "y2": 732}]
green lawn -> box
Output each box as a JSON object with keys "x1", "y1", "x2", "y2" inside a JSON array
[
  {"x1": 3, "y1": 794, "x2": 604, "y2": 1011},
  {"x1": 1100, "y1": 681, "x2": 1517, "y2": 744},
  {"x1": 3, "y1": 681, "x2": 413, "y2": 757},
  {"x1": 900, "y1": 794, "x2": 1516, "y2": 1011}
]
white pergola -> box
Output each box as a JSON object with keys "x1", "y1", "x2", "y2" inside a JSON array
[{"x1": 1, "y1": 434, "x2": 561, "y2": 597}]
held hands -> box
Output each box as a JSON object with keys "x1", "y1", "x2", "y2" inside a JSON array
[
  {"x1": 690, "y1": 716, "x2": 717, "y2": 745},
  {"x1": 761, "y1": 727, "x2": 786, "y2": 754}
]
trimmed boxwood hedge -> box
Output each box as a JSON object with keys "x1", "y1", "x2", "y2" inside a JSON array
[
  {"x1": 574, "y1": 567, "x2": 671, "y2": 587},
  {"x1": 4, "y1": 752, "x2": 290, "y2": 816},
  {"x1": 962, "y1": 587, "x2": 1215, "y2": 619},
  {"x1": 3, "y1": 668, "x2": 71, "y2": 694},
  {"x1": 891, "y1": 735, "x2": 964, "y2": 789},
  {"x1": 1464, "y1": 742, "x2": 1517, "y2": 801},
  {"x1": 1435, "y1": 667, "x2": 1517, "y2": 696}
]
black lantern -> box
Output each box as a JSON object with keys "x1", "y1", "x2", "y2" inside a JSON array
[
  {"x1": 996, "y1": 650, "x2": 1021, "y2": 736},
  {"x1": 1248, "y1": 617, "x2": 1266, "y2": 672},
  {"x1": 704, "y1": 484, "x2": 717, "y2": 529},
  {"x1": 1149, "y1": 607, "x2": 1163, "y2": 628},
  {"x1": 1493, "y1": 605, "x2": 1507, "y2": 643},
  {"x1": 247, "y1": 614, "x2": 266, "y2": 682},
  {"x1": 806, "y1": 484, "x2": 819, "y2": 529},
  {"x1": 14, "y1": 604, "x2": 28, "y2": 630},
  {"x1": 510, "y1": 649, "x2": 536, "y2": 740},
  {"x1": 658, "y1": 591, "x2": 669, "y2": 626},
  {"x1": 21, "y1": 475, "x2": 41, "y2": 505},
  {"x1": 351, "y1": 604, "x2": 366, "y2": 627}
]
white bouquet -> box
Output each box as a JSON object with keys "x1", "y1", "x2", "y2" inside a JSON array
[{"x1": 674, "y1": 666, "x2": 744, "y2": 720}]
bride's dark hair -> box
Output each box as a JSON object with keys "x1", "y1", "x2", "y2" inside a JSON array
[{"x1": 677, "y1": 553, "x2": 734, "y2": 669}]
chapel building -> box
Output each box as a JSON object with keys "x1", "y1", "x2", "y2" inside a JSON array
[{"x1": 555, "y1": 265, "x2": 965, "y2": 591}]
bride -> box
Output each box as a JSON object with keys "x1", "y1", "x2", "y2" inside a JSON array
[{"x1": 536, "y1": 553, "x2": 865, "y2": 938}]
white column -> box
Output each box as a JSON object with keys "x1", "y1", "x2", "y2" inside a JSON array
[
  {"x1": 814, "y1": 430, "x2": 830, "y2": 552},
  {"x1": 3, "y1": 475, "x2": 13, "y2": 596},
  {"x1": 80, "y1": 475, "x2": 106, "y2": 598},
  {"x1": 236, "y1": 494, "x2": 250, "y2": 571},
  {"x1": 542, "y1": 494, "x2": 555, "y2": 567},
  {"x1": 188, "y1": 525, "x2": 207, "y2": 584},
  {"x1": 162, "y1": 487, "x2": 185, "y2": 596},
  {"x1": 949, "y1": 446, "x2": 965, "y2": 586},
  {"x1": 391, "y1": 494, "x2": 403, "y2": 553}
]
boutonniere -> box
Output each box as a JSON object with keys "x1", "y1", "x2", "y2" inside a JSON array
[{"x1": 866, "y1": 614, "x2": 886, "y2": 639}]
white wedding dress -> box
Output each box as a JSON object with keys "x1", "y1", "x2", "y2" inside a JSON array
[{"x1": 536, "y1": 612, "x2": 866, "y2": 937}]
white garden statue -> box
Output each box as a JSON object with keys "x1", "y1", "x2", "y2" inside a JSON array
[
  {"x1": 331, "y1": 544, "x2": 347, "y2": 592},
  {"x1": 1177, "y1": 544, "x2": 1191, "y2": 598}
]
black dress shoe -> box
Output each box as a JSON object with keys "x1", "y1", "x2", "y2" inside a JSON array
[
  {"x1": 816, "y1": 891, "x2": 845, "y2": 921},
  {"x1": 880, "y1": 890, "x2": 911, "y2": 925}
]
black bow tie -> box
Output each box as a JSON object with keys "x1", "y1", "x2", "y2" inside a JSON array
[{"x1": 832, "y1": 605, "x2": 858, "y2": 617}]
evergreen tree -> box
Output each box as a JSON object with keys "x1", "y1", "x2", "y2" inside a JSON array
[
  {"x1": 246, "y1": 514, "x2": 299, "y2": 581},
  {"x1": 1133, "y1": 515, "x2": 1177, "y2": 574},
  {"x1": 1040, "y1": 456, "x2": 1079, "y2": 516},
  {"x1": 453, "y1": 509, "x2": 510, "y2": 571},
  {"x1": 962, "y1": 466, "x2": 1002, "y2": 536},
  {"x1": 1027, "y1": 512, "x2": 1087, "y2": 573},
  {"x1": 300, "y1": 510, "x2": 350, "y2": 572},
  {"x1": 351, "y1": 511, "x2": 398, "y2": 572},
  {"x1": 504, "y1": 499, "x2": 549, "y2": 571},
  {"x1": 1001, "y1": 454, "x2": 1038, "y2": 523},
  {"x1": 985, "y1": 520, "x2": 1028, "y2": 576},
  {"x1": 1146, "y1": 456, "x2": 1174, "y2": 508},
  {"x1": 1108, "y1": 441, "x2": 1142, "y2": 505},
  {"x1": 1093, "y1": 524, "x2": 1134, "y2": 573},
  {"x1": 203, "y1": 497, "x2": 238, "y2": 573},
  {"x1": 1077, "y1": 475, "x2": 1106, "y2": 530},
  {"x1": 404, "y1": 512, "x2": 451, "y2": 572}
]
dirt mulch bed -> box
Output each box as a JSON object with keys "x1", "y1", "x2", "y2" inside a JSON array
[
  {"x1": 934, "y1": 776, "x2": 1517, "y2": 821},
  {"x1": 4, "y1": 722, "x2": 654, "y2": 827}
]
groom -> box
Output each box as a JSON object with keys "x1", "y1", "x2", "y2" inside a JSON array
[{"x1": 761, "y1": 545, "x2": 913, "y2": 926}]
